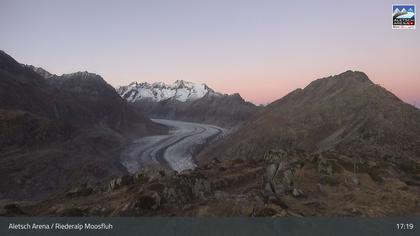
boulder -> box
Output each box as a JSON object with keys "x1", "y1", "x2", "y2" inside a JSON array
[
  {"x1": 135, "y1": 191, "x2": 161, "y2": 210},
  {"x1": 192, "y1": 177, "x2": 211, "y2": 199},
  {"x1": 108, "y1": 175, "x2": 134, "y2": 191},
  {"x1": 263, "y1": 149, "x2": 288, "y2": 163},
  {"x1": 264, "y1": 161, "x2": 294, "y2": 196},
  {"x1": 162, "y1": 173, "x2": 212, "y2": 204},
  {"x1": 317, "y1": 156, "x2": 334, "y2": 175}
]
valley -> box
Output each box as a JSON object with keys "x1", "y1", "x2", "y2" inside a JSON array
[
  {"x1": 1, "y1": 50, "x2": 419, "y2": 217},
  {"x1": 121, "y1": 119, "x2": 226, "y2": 173}
]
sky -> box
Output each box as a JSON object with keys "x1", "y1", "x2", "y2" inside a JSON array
[{"x1": 0, "y1": 0, "x2": 419, "y2": 106}]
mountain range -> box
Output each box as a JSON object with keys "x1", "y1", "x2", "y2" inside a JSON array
[
  {"x1": 118, "y1": 80, "x2": 260, "y2": 127},
  {"x1": 118, "y1": 80, "x2": 216, "y2": 102},
  {"x1": 0, "y1": 50, "x2": 257, "y2": 201},
  {"x1": 15, "y1": 70, "x2": 420, "y2": 217},
  {"x1": 1, "y1": 50, "x2": 419, "y2": 217}
]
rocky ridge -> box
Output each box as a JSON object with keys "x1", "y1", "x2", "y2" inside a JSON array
[{"x1": 8, "y1": 149, "x2": 419, "y2": 217}]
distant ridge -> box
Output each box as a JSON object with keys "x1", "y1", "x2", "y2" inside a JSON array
[
  {"x1": 118, "y1": 80, "x2": 219, "y2": 102},
  {"x1": 117, "y1": 80, "x2": 260, "y2": 127}
]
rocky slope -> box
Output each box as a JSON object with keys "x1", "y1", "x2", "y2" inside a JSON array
[
  {"x1": 10, "y1": 150, "x2": 420, "y2": 217},
  {"x1": 1, "y1": 51, "x2": 160, "y2": 133},
  {"x1": 0, "y1": 50, "x2": 166, "y2": 200},
  {"x1": 118, "y1": 80, "x2": 260, "y2": 127},
  {"x1": 198, "y1": 71, "x2": 420, "y2": 164},
  {"x1": 48, "y1": 71, "x2": 165, "y2": 137}
]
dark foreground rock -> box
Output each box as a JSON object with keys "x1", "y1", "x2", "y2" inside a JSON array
[{"x1": 22, "y1": 150, "x2": 420, "y2": 217}]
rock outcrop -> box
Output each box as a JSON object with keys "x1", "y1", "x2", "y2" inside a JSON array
[{"x1": 21, "y1": 150, "x2": 420, "y2": 217}]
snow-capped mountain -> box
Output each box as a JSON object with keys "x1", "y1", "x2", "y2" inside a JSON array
[
  {"x1": 118, "y1": 80, "x2": 220, "y2": 102},
  {"x1": 117, "y1": 80, "x2": 259, "y2": 127}
]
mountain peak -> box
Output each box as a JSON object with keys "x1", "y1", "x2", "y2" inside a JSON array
[
  {"x1": 305, "y1": 70, "x2": 373, "y2": 91},
  {"x1": 0, "y1": 50, "x2": 25, "y2": 73},
  {"x1": 336, "y1": 70, "x2": 371, "y2": 82},
  {"x1": 61, "y1": 71, "x2": 100, "y2": 79},
  {"x1": 22, "y1": 64, "x2": 54, "y2": 79},
  {"x1": 118, "y1": 80, "x2": 216, "y2": 102},
  {"x1": 201, "y1": 70, "x2": 420, "y2": 166},
  {"x1": 174, "y1": 79, "x2": 186, "y2": 85}
]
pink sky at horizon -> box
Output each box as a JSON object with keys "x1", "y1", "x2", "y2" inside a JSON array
[
  {"x1": 1, "y1": 0, "x2": 419, "y2": 107},
  {"x1": 105, "y1": 68, "x2": 419, "y2": 107}
]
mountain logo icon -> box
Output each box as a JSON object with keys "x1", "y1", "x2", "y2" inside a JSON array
[{"x1": 392, "y1": 4, "x2": 416, "y2": 29}]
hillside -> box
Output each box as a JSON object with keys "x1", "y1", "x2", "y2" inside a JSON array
[
  {"x1": 199, "y1": 71, "x2": 420, "y2": 163},
  {"x1": 0, "y1": 50, "x2": 166, "y2": 200}
]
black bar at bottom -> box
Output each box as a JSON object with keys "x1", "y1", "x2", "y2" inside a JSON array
[{"x1": 0, "y1": 217, "x2": 418, "y2": 236}]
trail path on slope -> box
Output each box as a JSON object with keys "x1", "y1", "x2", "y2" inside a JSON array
[{"x1": 121, "y1": 119, "x2": 225, "y2": 173}]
